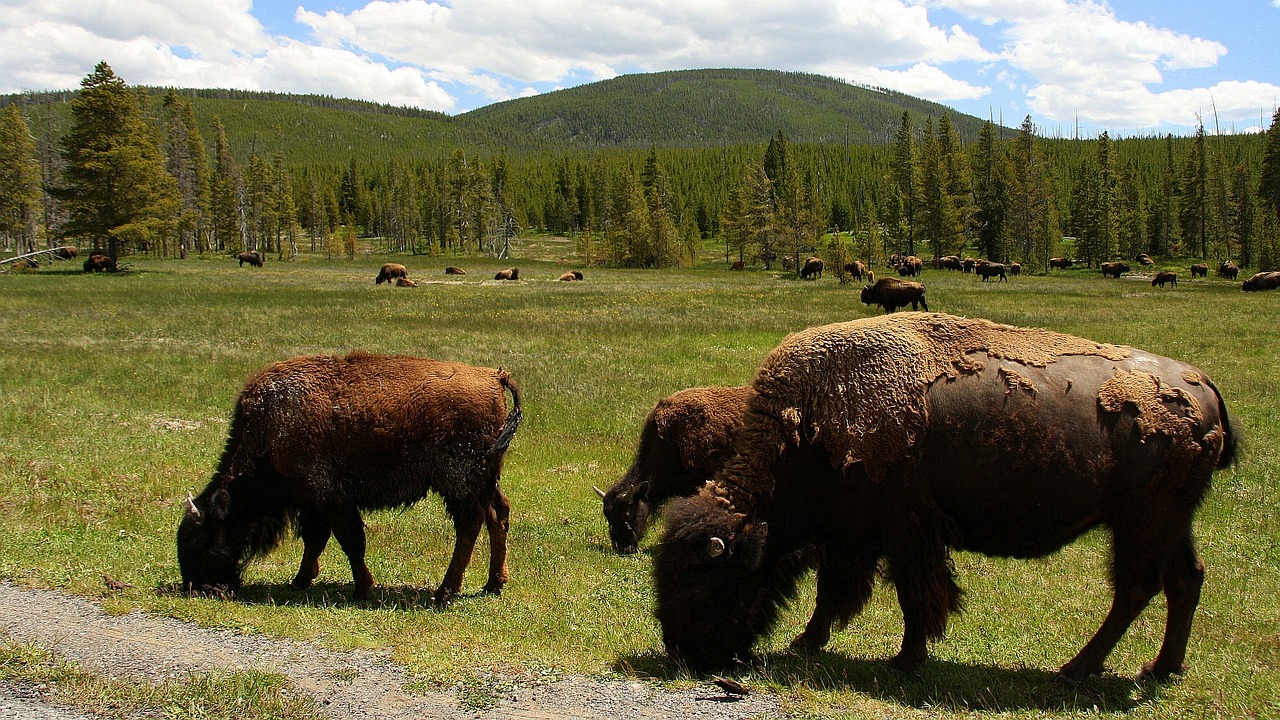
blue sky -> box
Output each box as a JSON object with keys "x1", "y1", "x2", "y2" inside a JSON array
[{"x1": 2, "y1": 0, "x2": 1277, "y2": 137}]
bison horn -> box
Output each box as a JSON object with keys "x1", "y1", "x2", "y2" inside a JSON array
[
  {"x1": 185, "y1": 491, "x2": 201, "y2": 521},
  {"x1": 593, "y1": 485, "x2": 607, "y2": 500},
  {"x1": 706, "y1": 537, "x2": 726, "y2": 558}
]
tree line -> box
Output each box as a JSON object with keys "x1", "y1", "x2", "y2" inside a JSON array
[{"x1": 2, "y1": 62, "x2": 1278, "y2": 274}]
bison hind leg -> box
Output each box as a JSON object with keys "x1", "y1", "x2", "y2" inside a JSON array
[
  {"x1": 1139, "y1": 534, "x2": 1204, "y2": 681},
  {"x1": 329, "y1": 507, "x2": 375, "y2": 600},
  {"x1": 481, "y1": 486, "x2": 512, "y2": 595},
  {"x1": 291, "y1": 509, "x2": 332, "y2": 590}
]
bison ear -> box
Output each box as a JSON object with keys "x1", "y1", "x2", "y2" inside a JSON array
[
  {"x1": 634, "y1": 480, "x2": 650, "y2": 499},
  {"x1": 211, "y1": 489, "x2": 231, "y2": 520}
]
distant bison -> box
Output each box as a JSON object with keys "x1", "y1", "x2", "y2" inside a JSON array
[
  {"x1": 861, "y1": 277, "x2": 928, "y2": 313},
  {"x1": 844, "y1": 260, "x2": 868, "y2": 282},
  {"x1": 975, "y1": 261, "x2": 1007, "y2": 282},
  {"x1": 654, "y1": 313, "x2": 1236, "y2": 680},
  {"x1": 445, "y1": 266, "x2": 467, "y2": 275},
  {"x1": 1190, "y1": 263, "x2": 1208, "y2": 278},
  {"x1": 558, "y1": 271, "x2": 583, "y2": 282},
  {"x1": 1009, "y1": 262, "x2": 1021, "y2": 276},
  {"x1": 1242, "y1": 271, "x2": 1280, "y2": 292},
  {"x1": 1136, "y1": 253, "x2": 1154, "y2": 266},
  {"x1": 237, "y1": 250, "x2": 263, "y2": 268},
  {"x1": 800, "y1": 257, "x2": 824, "y2": 280},
  {"x1": 375, "y1": 263, "x2": 408, "y2": 284},
  {"x1": 1218, "y1": 262, "x2": 1239, "y2": 280},
  {"x1": 897, "y1": 255, "x2": 923, "y2": 277},
  {"x1": 1049, "y1": 257, "x2": 1073, "y2": 270},
  {"x1": 1151, "y1": 271, "x2": 1178, "y2": 288},
  {"x1": 394, "y1": 277, "x2": 418, "y2": 287},
  {"x1": 83, "y1": 254, "x2": 116, "y2": 273},
  {"x1": 938, "y1": 255, "x2": 962, "y2": 271},
  {"x1": 596, "y1": 386, "x2": 754, "y2": 555},
  {"x1": 53, "y1": 246, "x2": 78, "y2": 260},
  {"x1": 730, "y1": 260, "x2": 745, "y2": 271},
  {"x1": 1101, "y1": 261, "x2": 1130, "y2": 278},
  {"x1": 178, "y1": 352, "x2": 522, "y2": 604},
  {"x1": 494, "y1": 267, "x2": 520, "y2": 281}
]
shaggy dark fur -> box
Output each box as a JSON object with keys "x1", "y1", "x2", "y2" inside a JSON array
[
  {"x1": 494, "y1": 267, "x2": 520, "y2": 280},
  {"x1": 860, "y1": 277, "x2": 928, "y2": 313},
  {"x1": 1190, "y1": 263, "x2": 1208, "y2": 278},
  {"x1": 1242, "y1": 271, "x2": 1280, "y2": 292},
  {"x1": 800, "y1": 257, "x2": 824, "y2": 279},
  {"x1": 1151, "y1": 271, "x2": 1178, "y2": 288},
  {"x1": 975, "y1": 261, "x2": 1007, "y2": 282},
  {"x1": 597, "y1": 386, "x2": 753, "y2": 554},
  {"x1": 237, "y1": 251, "x2": 263, "y2": 267},
  {"x1": 1218, "y1": 262, "x2": 1239, "y2": 280},
  {"x1": 83, "y1": 254, "x2": 116, "y2": 273},
  {"x1": 1049, "y1": 257, "x2": 1073, "y2": 269},
  {"x1": 177, "y1": 352, "x2": 522, "y2": 605},
  {"x1": 654, "y1": 313, "x2": 1235, "y2": 682},
  {"x1": 1101, "y1": 261, "x2": 1131, "y2": 278}
]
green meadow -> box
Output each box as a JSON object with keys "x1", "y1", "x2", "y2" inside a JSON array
[{"x1": 1, "y1": 243, "x2": 1277, "y2": 718}]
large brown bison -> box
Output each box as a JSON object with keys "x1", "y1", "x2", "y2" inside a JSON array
[
  {"x1": 938, "y1": 255, "x2": 962, "y2": 271},
  {"x1": 1242, "y1": 271, "x2": 1280, "y2": 292},
  {"x1": 1218, "y1": 261, "x2": 1239, "y2": 280},
  {"x1": 83, "y1": 253, "x2": 116, "y2": 273},
  {"x1": 896, "y1": 255, "x2": 923, "y2": 277},
  {"x1": 860, "y1": 277, "x2": 928, "y2": 313},
  {"x1": 1101, "y1": 261, "x2": 1130, "y2": 278},
  {"x1": 53, "y1": 246, "x2": 78, "y2": 260},
  {"x1": 1151, "y1": 271, "x2": 1178, "y2": 288},
  {"x1": 843, "y1": 260, "x2": 868, "y2": 282},
  {"x1": 375, "y1": 263, "x2": 408, "y2": 284},
  {"x1": 237, "y1": 250, "x2": 263, "y2": 267},
  {"x1": 800, "y1": 257, "x2": 824, "y2": 279},
  {"x1": 654, "y1": 313, "x2": 1235, "y2": 681},
  {"x1": 445, "y1": 266, "x2": 467, "y2": 275},
  {"x1": 1190, "y1": 263, "x2": 1208, "y2": 278},
  {"x1": 177, "y1": 352, "x2": 522, "y2": 605},
  {"x1": 975, "y1": 260, "x2": 1007, "y2": 282},
  {"x1": 494, "y1": 267, "x2": 520, "y2": 281},
  {"x1": 595, "y1": 386, "x2": 753, "y2": 555},
  {"x1": 1049, "y1": 257, "x2": 1073, "y2": 270}
]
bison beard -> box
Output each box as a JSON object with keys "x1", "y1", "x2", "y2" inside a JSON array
[
  {"x1": 177, "y1": 352, "x2": 521, "y2": 605},
  {"x1": 653, "y1": 312, "x2": 1235, "y2": 681}
]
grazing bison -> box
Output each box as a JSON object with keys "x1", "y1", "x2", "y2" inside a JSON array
[
  {"x1": 1009, "y1": 262, "x2": 1021, "y2": 276},
  {"x1": 83, "y1": 254, "x2": 116, "y2": 273},
  {"x1": 445, "y1": 266, "x2": 467, "y2": 275},
  {"x1": 800, "y1": 257, "x2": 825, "y2": 279},
  {"x1": 596, "y1": 386, "x2": 754, "y2": 555},
  {"x1": 860, "y1": 277, "x2": 928, "y2": 313},
  {"x1": 53, "y1": 246, "x2": 78, "y2": 260},
  {"x1": 375, "y1": 263, "x2": 408, "y2": 284},
  {"x1": 1049, "y1": 257, "x2": 1073, "y2": 270},
  {"x1": 1101, "y1": 261, "x2": 1130, "y2": 278},
  {"x1": 896, "y1": 255, "x2": 923, "y2": 277},
  {"x1": 237, "y1": 250, "x2": 263, "y2": 267},
  {"x1": 1151, "y1": 271, "x2": 1178, "y2": 288},
  {"x1": 962, "y1": 257, "x2": 976, "y2": 273},
  {"x1": 1190, "y1": 263, "x2": 1208, "y2": 278},
  {"x1": 177, "y1": 352, "x2": 522, "y2": 604},
  {"x1": 730, "y1": 260, "x2": 746, "y2": 271},
  {"x1": 1218, "y1": 262, "x2": 1239, "y2": 280},
  {"x1": 938, "y1": 255, "x2": 962, "y2": 271},
  {"x1": 975, "y1": 261, "x2": 1007, "y2": 282},
  {"x1": 1242, "y1": 271, "x2": 1280, "y2": 292},
  {"x1": 494, "y1": 267, "x2": 520, "y2": 281},
  {"x1": 844, "y1": 260, "x2": 868, "y2": 282},
  {"x1": 654, "y1": 312, "x2": 1235, "y2": 680}
]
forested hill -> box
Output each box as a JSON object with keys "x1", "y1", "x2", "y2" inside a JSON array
[
  {"x1": 5, "y1": 68, "x2": 995, "y2": 162},
  {"x1": 457, "y1": 69, "x2": 994, "y2": 147}
]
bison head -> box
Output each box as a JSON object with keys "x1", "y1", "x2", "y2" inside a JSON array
[
  {"x1": 652, "y1": 492, "x2": 778, "y2": 671},
  {"x1": 859, "y1": 285, "x2": 877, "y2": 306},
  {"x1": 596, "y1": 482, "x2": 650, "y2": 555},
  {"x1": 176, "y1": 489, "x2": 243, "y2": 595}
]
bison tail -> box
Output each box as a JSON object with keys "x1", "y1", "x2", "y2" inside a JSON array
[
  {"x1": 1206, "y1": 376, "x2": 1239, "y2": 470},
  {"x1": 490, "y1": 372, "x2": 523, "y2": 458}
]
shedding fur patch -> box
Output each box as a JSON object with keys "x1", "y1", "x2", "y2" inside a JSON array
[
  {"x1": 748, "y1": 313, "x2": 1133, "y2": 484},
  {"x1": 1097, "y1": 369, "x2": 1203, "y2": 454},
  {"x1": 998, "y1": 366, "x2": 1038, "y2": 396}
]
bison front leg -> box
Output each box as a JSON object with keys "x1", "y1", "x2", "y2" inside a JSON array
[
  {"x1": 291, "y1": 510, "x2": 331, "y2": 590},
  {"x1": 887, "y1": 546, "x2": 961, "y2": 673},
  {"x1": 792, "y1": 552, "x2": 877, "y2": 653},
  {"x1": 435, "y1": 498, "x2": 487, "y2": 606},
  {"x1": 481, "y1": 487, "x2": 511, "y2": 595},
  {"x1": 330, "y1": 508, "x2": 375, "y2": 600}
]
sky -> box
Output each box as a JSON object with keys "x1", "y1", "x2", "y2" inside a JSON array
[{"x1": 1, "y1": 0, "x2": 1277, "y2": 138}]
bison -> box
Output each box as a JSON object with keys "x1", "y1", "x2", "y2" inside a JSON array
[
  {"x1": 730, "y1": 260, "x2": 746, "y2": 271},
  {"x1": 237, "y1": 250, "x2": 263, "y2": 267},
  {"x1": 938, "y1": 256, "x2": 962, "y2": 272},
  {"x1": 1190, "y1": 263, "x2": 1208, "y2": 278},
  {"x1": 1009, "y1": 262, "x2": 1021, "y2": 276},
  {"x1": 1218, "y1": 262, "x2": 1239, "y2": 280},
  {"x1": 1049, "y1": 257, "x2": 1073, "y2": 270},
  {"x1": 1242, "y1": 271, "x2": 1280, "y2": 292},
  {"x1": 558, "y1": 271, "x2": 582, "y2": 282},
  {"x1": 375, "y1": 263, "x2": 408, "y2": 284},
  {"x1": 83, "y1": 253, "x2": 116, "y2": 273},
  {"x1": 844, "y1": 260, "x2": 868, "y2": 282},
  {"x1": 1151, "y1": 271, "x2": 1178, "y2": 288},
  {"x1": 53, "y1": 246, "x2": 78, "y2": 260},
  {"x1": 177, "y1": 352, "x2": 522, "y2": 605},
  {"x1": 860, "y1": 277, "x2": 927, "y2": 313},
  {"x1": 896, "y1": 255, "x2": 923, "y2": 277},
  {"x1": 800, "y1": 257, "x2": 824, "y2": 279},
  {"x1": 394, "y1": 277, "x2": 418, "y2": 287},
  {"x1": 653, "y1": 312, "x2": 1235, "y2": 681},
  {"x1": 494, "y1": 267, "x2": 520, "y2": 281},
  {"x1": 595, "y1": 386, "x2": 754, "y2": 555},
  {"x1": 445, "y1": 266, "x2": 467, "y2": 275},
  {"x1": 975, "y1": 261, "x2": 1007, "y2": 282},
  {"x1": 1136, "y1": 253, "x2": 1154, "y2": 266},
  {"x1": 1101, "y1": 261, "x2": 1130, "y2": 278}
]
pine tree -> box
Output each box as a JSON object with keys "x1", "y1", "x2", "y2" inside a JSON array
[
  {"x1": 972, "y1": 120, "x2": 1013, "y2": 263},
  {"x1": 919, "y1": 117, "x2": 963, "y2": 261},
  {"x1": 161, "y1": 90, "x2": 210, "y2": 258},
  {"x1": 0, "y1": 104, "x2": 43, "y2": 253},
  {"x1": 209, "y1": 117, "x2": 244, "y2": 253},
  {"x1": 56, "y1": 61, "x2": 179, "y2": 257},
  {"x1": 1258, "y1": 108, "x2": 1280, "y2": 266},
  {"x1": 888, "y1": 111, "x2": 920, "y2": 256},
  {"x1": 272, "y1": 153, "x2": 299, "y2": 259},
  {"x1": 1179, "y1": 122, "x2": 1209, "y2": 260},
  {"x1": 1008, "y1": 116, "x2": 1056, "y2": 270}
]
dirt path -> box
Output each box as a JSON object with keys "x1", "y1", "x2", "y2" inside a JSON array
[{"x1": 0, "y1": 582, "x2": 785, "y2": 719}]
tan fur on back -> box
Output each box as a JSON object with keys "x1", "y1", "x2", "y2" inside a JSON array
[
  {"x1": 1098, "y1": 369, "x2": 1203, "y2": 459},
  {"x1": 653, "y1": 386, "x2": 753, "y2": 472},
  {"x1": 748, "y1": 312, "x2": 1132, "y2": 484}
]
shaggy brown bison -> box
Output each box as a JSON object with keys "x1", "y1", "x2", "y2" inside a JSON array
[
  {"x1": 800, "y1": 257, "x2": 824, "y2": 279},
  {"x1": 494, "y1": 267, "x2": 520, "y2": 281},
  {"x1": 896, "y1": 255, "x2": 923, "y2": 277},
  {"x1": 375, "y1": 263, "x2": 408, "y2": 284},
  {"x1": 595, "y1": 386, "x2": 753, "y2": 555},
  {"x1": 1101, "y1": 261, "x2": 1130, "y2": 278},
  {"x1": 1049, "y1": 257, "x2": 1073, "y2": 269},
  {"x1": 83, "y1": 253, "x2": 116, "y2": 273},
  {"x1": 860, "y1": 277, "x2": 927, "y2": 313},
  {"x1": 844, "y1": 260, "x2": 868, "y2": 282},
  {"x1": 1009, "y1": 262, "x2": 1021, "y2": 276},
  {"x1": 1136, "y1": 253, "x2": 1154, "y2": 266},
  {"x1": 1151, "y1": 271, "x2": 1178, "y2": 288},
  {"x1": 1218, "y1": 262, "x2": 1239, "y2": 280},
  {"x1": 53, "y1": 246, "x2": 78, "y2": 260},
  {"x1": 177, "y1": 352, "x2": 522, "y2": 604},
  {"x1": 445, "y1": 266, "x2": 467, "y2": 275},
  {"x1": 1242, "y1": 271, "x2": 1280, "y2": 292},
  {"x1": 938, "y1": 255, "x2": 962, "y2": 271},
  {"x1": 653, "y1": 312, "x2": 1235, "y2": 681},
  {"x1": 394, "y1": 276, "x2": 418, "y2": 287},
  {"x1": 730, "y1": 260, "x2": 746, "y2": 271},
  {"x1": 1190, "y1": 263, "x2": 1208, "y2": 278},
  {"x1": 975, "y1": 260, "x2": 1007, "y2": 282},
  {"x1": 237, "y1": 250, "x2": 263, "y2": 267},
  {"x1": 558, "y1": 271, "x2": 582, "y2": 282}
]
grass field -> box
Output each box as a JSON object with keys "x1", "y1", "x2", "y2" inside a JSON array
[{"x1": 1, "y1": 242, "x2": 1277, "y2": 718}]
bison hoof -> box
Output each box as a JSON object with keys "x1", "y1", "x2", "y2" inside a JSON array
[
  {"x1": 789, "y1": 630, "x2": 830, "y2": 653},
  {"x1": 1136, "y1": 660, "x2": 1186, "y2": 683},
  {"x1": 290, "y1": 576, "x2": 314, "y2": 591},
  {"x1": 481, "y1": 580, "x2": 504, "y2": 596},
  {"x1": 1055, "y1": 659, "x2": 1105, "y2": 683},
  {"x1": 889, "y1": 651, "x2": 926, "y2": 674},
  {"x1": 432, "y1": 587, "x2": 459, "y2": 607}
]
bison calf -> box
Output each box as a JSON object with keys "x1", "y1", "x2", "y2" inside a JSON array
[
  {"x1": 178, "y1": 352, "x2": 521, "y2": 604},
  {"x1": 596, "y1": 386, "x2": 753, "y2": 555}
]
